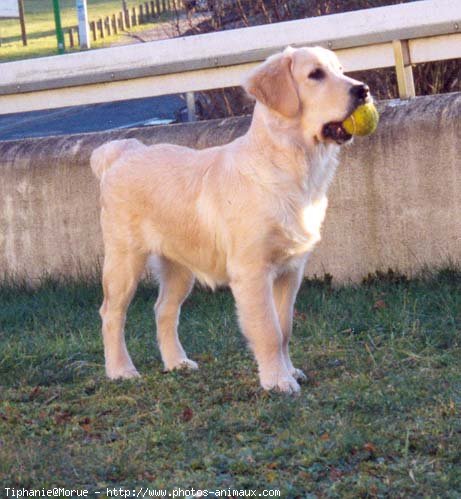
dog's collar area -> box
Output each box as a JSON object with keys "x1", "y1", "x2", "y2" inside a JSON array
[{"x1": 321, "y1": 122, "x2": 352, "y2": 144}]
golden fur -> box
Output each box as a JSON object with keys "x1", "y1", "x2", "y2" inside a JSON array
[{"x1": 91, "y1": 46, "x2": 369, "y2": 393}]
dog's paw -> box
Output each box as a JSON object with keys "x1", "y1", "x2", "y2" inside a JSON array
[
  {"x1": 106, "y1": 365, "x2": 140, "y2": 380},
  {"x1": 274, "y1": 375, "x2": 301, "y2": 394},
  {"x1": 261, "y1": 373, "x2": 300, "y2": 394},
  {"x1": 166, "y1": 358, "x2": 199, "y2": 371},
  {"x1": 290, "y1": 367, "x2": 308, "y2": 382}
]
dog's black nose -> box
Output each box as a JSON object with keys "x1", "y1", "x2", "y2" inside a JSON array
[{"x1": 350, "y1": 84, "x2": 370, "y2": 102}]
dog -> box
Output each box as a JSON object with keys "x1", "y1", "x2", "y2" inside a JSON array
[{"x1": 90, "y1": 46, "x2": 371, "y2": 393}]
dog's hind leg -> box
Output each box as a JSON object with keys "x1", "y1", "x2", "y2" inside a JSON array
[
  {"x1": 100, "y1": 245, "x2": 148, "y2": 379},
  {"x1": 273, "y1": 268, "x2": 307, "y2": 381},
  {"x1": 154, "y1": 257, "x2": 197, "y2": 371}
]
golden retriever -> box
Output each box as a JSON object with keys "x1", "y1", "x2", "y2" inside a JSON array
[{"x1": 91, "y1": 46, "x2": 371, "y2": 393}]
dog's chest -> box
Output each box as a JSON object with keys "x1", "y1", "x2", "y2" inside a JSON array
[
  {"x1": 271, "y1": 147, "x2": 337, "y2": 262},
  {"x1": 276, "y1": 196, "x2": 328, "y2": 258}
]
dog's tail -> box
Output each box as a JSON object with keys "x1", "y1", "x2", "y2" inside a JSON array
[{"x1": 90, "y1": 139, "x2": 141, "y2": 180}]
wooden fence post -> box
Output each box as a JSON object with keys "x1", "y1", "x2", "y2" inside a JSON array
[
  {"x1": 139, "y1": 4, "x2": 144, "y2": 23},
  {"x1": 68, "y1": 27, "x2": 75, "y2": 48},
  {"x1": 90, "y1": 20, "x2": 98, "y2": 41},
  {"x1": 132, "y1": 7, "x2": 138, "y2": 26},
  {"x1": 98, "y1": 17, "x2": 105, "y2": 38},
  {"x1": 119, "y1": 11, "x2": 126, "y2": 30},
  {"x1": 105, "y1": 16, "x2": 112, "y2": 36},
  {"x1": 112, "y1": 14, "x2": 118, "y2": 34},
  {"x1": 125, "y1": 8, "x2": 132, "y2": 28}
]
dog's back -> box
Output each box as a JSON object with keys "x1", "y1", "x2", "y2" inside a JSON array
[{"x1": 90, "y1": 139, "x2": 143, "y2": 180}]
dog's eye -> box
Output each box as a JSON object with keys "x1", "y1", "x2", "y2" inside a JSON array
[{"x1": 308, "y1": 68, "x2": 326, "y2": 81}]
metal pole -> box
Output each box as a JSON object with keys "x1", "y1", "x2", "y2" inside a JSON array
[
  {"x1": 52, "y1": 0, "x2": 65, "y2": 54},
  {"x1": 76, "y1": 0, "x2": 90, "y2": 49}
]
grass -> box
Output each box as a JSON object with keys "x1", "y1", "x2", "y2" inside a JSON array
[
  {"x1": 0, "y1": 0, "x2": 168, "y2": 62},
  {"x1": 0, "y1": 269, "x2": 460, "y2": 497}
]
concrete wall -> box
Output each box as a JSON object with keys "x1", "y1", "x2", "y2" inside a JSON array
[{"x1": 0, "y1": 92, "x2": 460, "y2": 283}]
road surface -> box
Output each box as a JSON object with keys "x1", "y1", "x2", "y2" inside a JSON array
[{"x1": 0, "y1": 94, "x2": 185, "y2": 141}]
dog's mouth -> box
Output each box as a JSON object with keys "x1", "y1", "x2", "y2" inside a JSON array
[
  {"x1": 321, "y1": 122, "x2": 352, "y2": 144},
  {"x1": 321, "y1": 98, "x2": 367, "y2": 144}
]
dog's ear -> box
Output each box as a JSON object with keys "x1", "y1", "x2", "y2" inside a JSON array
[{"x1": 244, "y1": 48, "x2": 300, "y2": 118}]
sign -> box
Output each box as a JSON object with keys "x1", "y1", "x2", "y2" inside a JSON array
[
  {"x1": 0, "y1": 0, "x2": 19, "y2": 18},
  {"x1": 0, "y1": 0, "x2": 26, "y2": 46}
]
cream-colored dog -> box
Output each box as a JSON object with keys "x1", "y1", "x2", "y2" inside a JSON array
[{"x1": 91, "y1": 46, "x2": 371, "y2": 393}]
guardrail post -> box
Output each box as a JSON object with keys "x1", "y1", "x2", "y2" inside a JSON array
[
  {"x1": 393, "y1": 40, "x2": 416, "y2": 99},
  {"x1": 186, "y1": 92, "x2": 196, "y2": 122}
]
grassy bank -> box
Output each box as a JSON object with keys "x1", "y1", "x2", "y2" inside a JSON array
[
  {"x1": 0, "y1": 0, "x2": 165, "y2": 62},
  {"x1": 0, "y1": 270, "x2": 460, "y2": 497}
]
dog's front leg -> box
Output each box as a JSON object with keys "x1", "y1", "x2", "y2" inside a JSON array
[{"x1": 230, "y1": 271, "x2": 300, "y2": 394}]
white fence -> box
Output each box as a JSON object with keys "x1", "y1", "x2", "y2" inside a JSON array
[{"x1": 0, "y1": 0, "x2": 460, "y2": 115}]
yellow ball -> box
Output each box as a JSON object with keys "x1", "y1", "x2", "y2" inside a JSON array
[{"x1": 342, "y1": 102, "x2": 379, "y2": 136}]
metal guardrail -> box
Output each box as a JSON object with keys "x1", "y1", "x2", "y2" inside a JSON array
[{"x1": 0, "y1": 0, "x2": 460, "y2": 114}]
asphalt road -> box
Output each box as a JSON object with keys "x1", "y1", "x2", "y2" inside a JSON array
[{"x1": 0, "y1": 94, "x2": 186, "y2": 141}]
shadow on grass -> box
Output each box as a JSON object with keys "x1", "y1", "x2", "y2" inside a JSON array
[{"x1": 1, "y1": 29, "x2": 63, "y2": 44}]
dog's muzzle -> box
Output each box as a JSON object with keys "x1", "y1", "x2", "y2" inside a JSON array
[{"x1": 322, "y1": 84, "x2": 371, "y2": 144}]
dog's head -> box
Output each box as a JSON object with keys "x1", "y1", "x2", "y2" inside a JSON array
[{"x1": 244, "y1": 46, "x2": 371, "y2": 146}]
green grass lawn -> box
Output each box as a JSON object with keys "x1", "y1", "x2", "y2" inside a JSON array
[
  {"x1": 0, "y1": 269, "x2": 460, "y2": 497},
  {"x1": 0, "y1": 0, "x2": 168, "y2": 62}
]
